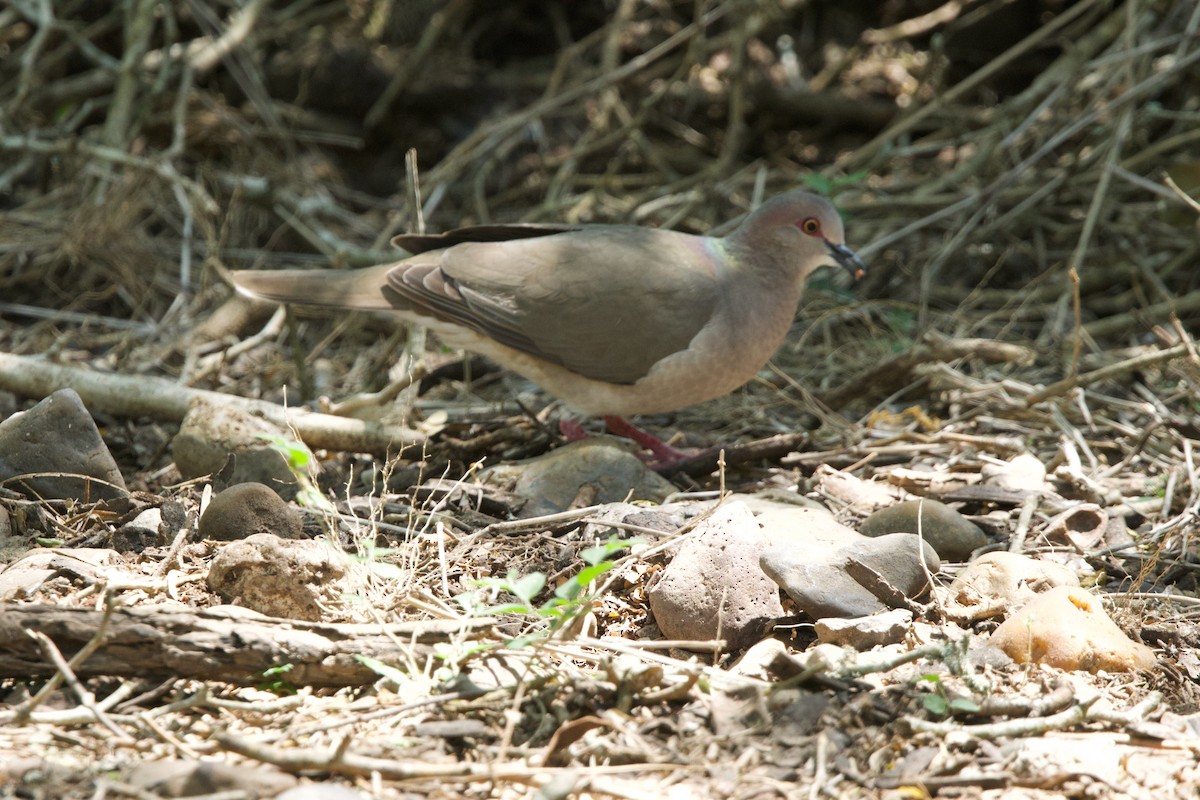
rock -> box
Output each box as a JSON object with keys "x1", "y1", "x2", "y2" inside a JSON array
[
  {"x1": 989, "y1": 586, "x2": 1156, "y2": 672},
  {"x1": 729, "y1": 638, "x2": 792, "y2": 681},
  {"x1": 761, "y1": 533, "x2": 939, "y2": 619},
  {"x1": 858, "y1": 499, "x2": 987, "y2": 561},
  {"x1": 815, "y1": 609, "x2": 913, "y2": 648},
  {"x1": 199, "y1": 482, "x2": 304, "y2": 541},
  {"x1": 171, "y1": 395, "x2": 300, "y2": 499},
  {"x1": 480, "y1": 438, "x2": 674, "y2": 517},
  {"x1": 207, "y1": 534, "x2": 347, "y2": 621},
  {"x1": 812, "y1": 463, "x2": 907, "y2": 511},
  {"x1": 0, "y1": 548, "x2": 122, "y2": 601},
  {"x1": 943, "y1": 551, "x2": 1079, "y2": 622},
  {"x1": 275, "y1": 784, "x2": 373, "y2": 800},
  {"x1": 0, "y1": 388, "x2": 127, "y2": 502},
  {"x1": 708, "y1": 683, "x2": 770, "y2": 736},
  {"x1": 0, "y1": 391, "x2": 17, "y2": 421},
  {"x1": 576, "y1": 502, "x2": 688, "y2": 542},
  {"x1": 648, "y1": 501, "x2": 784, "y2": 651},
  {"x1": 110, "y1": 507, "x2": 165, "y2": 552},
  {"x1": 127, "y1": 759, "x2": 296, "y2": 799},
  {"x1": 982, "y1": 452, "x2": 1046, "y2": 492},
  {"x1": 768, "y1": 687, "x2": 831, "y2": 745},
  {"x1": 755, "y1": 505, "x2": 861, "y2": 551},
  {"x1": 1042, "y1": 503, "x2": 1107, "y2": 551}
]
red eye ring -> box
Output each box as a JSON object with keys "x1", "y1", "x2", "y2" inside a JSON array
[{"x1": 799, "y1": 217, "x2": 821, "y2": 236}]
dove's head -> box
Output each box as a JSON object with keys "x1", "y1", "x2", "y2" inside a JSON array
[{"x1": 728, "y1": 190, "x2": 866, "y2": 285}]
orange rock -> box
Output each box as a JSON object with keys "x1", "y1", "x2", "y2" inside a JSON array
[{"x1": 990, "y1": 586, "x2": 1156, "y2": 673}]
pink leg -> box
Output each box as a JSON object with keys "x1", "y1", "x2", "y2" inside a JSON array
[
  {"x1": 559, "y1": 418, "x2": 590, "y2": 442},
  {"x1": 603, "y1": 416, "x2": 692, "y2": 467}
]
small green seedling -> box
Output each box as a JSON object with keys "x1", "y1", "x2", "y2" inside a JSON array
[
  {"x1": 459, "y1": 535, "x2": 638, "y2": 647},
  {"x1": 257, "y1": 663, "x2": 297, "y2": 695},
  {"x1": 259, "y1": 433, "x2": 336, "y2": 512},
  {"x1": 917, "y1": 673, "x2": 981, "y2": 717}
]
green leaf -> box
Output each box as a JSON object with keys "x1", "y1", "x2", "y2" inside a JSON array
[
  {"x1": 482, "y1": 602, "x2": 534, "y2": 616},
  {"x1": 355, "y1": 655, "x2": 409, "y2": 685},
  {"x1": 580, "y1": 535, "x2": 640, "y2": 564},
  {"x1": 922, "y1": 694, "x2": 949, "y2": 716},
  {"x1": 949, "y1": 696, "x2": 981, "y2": 713},
  {"x1": 573, "y1": 562, "x2": 614, "y2": 588},
  {"x1": 509, "y1": 572, "x2": 546, "y2": 604},
  {"x1": 837, "y1": 170, "x2": 869, "y2": 188},
  {"x1": 553, "y1": 579, "x2": 583, "y2": 602},
  {"x1": 454, "y1": 590, "x2": 485, "y2": 616},
  {"x1": 506, "y1": 633, "x2": 541, "y2": 649},
  {"x1": 294, "y1": 485, "x2": 335, "y2": 511},
  {"x1": 535, "y1": 598, "x2": 570, "y2": 617},
  {"x1": 258, "y1": 433, "x2": 314, "y2": 471}
]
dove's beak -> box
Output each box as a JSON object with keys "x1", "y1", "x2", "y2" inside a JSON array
[{"x1": 826, "y1": 240, "x2": 866, "y2": 281}]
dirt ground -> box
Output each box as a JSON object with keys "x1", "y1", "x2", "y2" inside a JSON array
[{"x1": 2, "y1": 1, "x2": 1200, "y2": 798}]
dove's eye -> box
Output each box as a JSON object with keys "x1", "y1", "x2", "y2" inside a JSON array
[{"x1": 798, "y1": 217, "x2": 821, "y2": 236}]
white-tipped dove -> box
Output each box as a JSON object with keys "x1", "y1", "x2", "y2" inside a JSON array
[{"x1": 229, "y1": 190, "x2": 864, "y2": 456}]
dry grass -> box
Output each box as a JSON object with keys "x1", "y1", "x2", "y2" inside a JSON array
[{"x1": 3, "y1": 1, "x2": 1200, "y2": 797}]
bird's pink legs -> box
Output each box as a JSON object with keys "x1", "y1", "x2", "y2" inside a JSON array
[
  {"x1": 558, "y1": 416, "x2": 694, "y2": 468},
  {"x1": 601, "y1": 416, "x2": 692, "y2": 466}
]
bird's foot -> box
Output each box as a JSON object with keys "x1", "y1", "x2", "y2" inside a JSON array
[
  {"x1": 602, "y1": 416, "x2": 694, "y2": 469},
  {"x1": 558, "y1": 418, "x2": 590, "y2": 442},
  {"x1": 558, "y1": 416, "x2": 697, "y2": 470}
]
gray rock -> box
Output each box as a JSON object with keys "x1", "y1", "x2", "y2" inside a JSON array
[
  {"x1": 207, "y1": 533, "x2": 346, "y2": 621},
  {"x1": 982, "y1": 452, "x2": 1046, "y2": 491},
  {"x1": 755, "y1": 505, "x2": 862, "y2": 551},
  {"x1": 127, "y1": 759, "x2": 296, "y2": 799},
  {"x1": 858, "y1": 499, "x2": 987, "y2": 561},
  {"x1": 761, "y1": 532, "x2": 940, "y2": 619},
  {"x1": 729, "y1": 638, "x2": 792, "y2": 680},
  {"x1": 110, "y1": 506, "x2": 165, "y2": 551},
  {"x1": 481, "y1": 438, "x2": 674, "y2": 517},
  {"x1": 0, "y1": 388, "x2": 126, "y2": 501},
  {"x1": 0, "y1": 391, "x2": 17, "y2": 421},
  {"x1": 171, "y1": 395, "x2": 300, "y2": 499},
  {"x1": 573, "y1": 502, "x2": 690, "y2": 544},
  {"x1": 0, "y1": 548, "x2": 121, "y2": 601},
  {"x1": 709, "y1": 683, "x2": 770, "y2": 736},
  {"x1": 648, "y1": 501, "x2": 784, "y2": 651},
  {"x1": 768, "y1": 688, "x2": 831, "y2": 745},
  {"x1": 815, "y1": 609, "x2": 912, "y2": 648},
  {"x1": 200, "y1": 482, "x2": 303, "y2": 541},
  {"x1": 275, "y1": 785, "x2": 370, "y2": 800}
]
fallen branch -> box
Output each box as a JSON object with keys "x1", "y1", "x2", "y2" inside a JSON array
[
  {"x1": 0, "y1": 604, "x2": 492, "y2": 687},
  {"x1": 0, "y1": 351, "x2": 424, "y2": 455}
]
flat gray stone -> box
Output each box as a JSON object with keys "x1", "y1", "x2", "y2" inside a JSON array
[
  {"x1": 127, "y1": 759, "x2": 296, "y2": 798},
  {"x1": 755, "y1": 505, "x2": 862, "y2": 551},
  {"x1": 648, "y1": 501, "x2": 784, "y2": 651},
  {"x1": 858, "y1": 499, "x2": 987, "y2": 561},
  {"x1": 481, "y1": 438, "x2": 674, "y2": 517},
  {"x1": 0, "y1": 388, "x2": 126, "y2": 501},
  {"x1": 762, "y1": 532, "x2": 940, "y2": 619},
  {"x1": 815, "y1": 609, "x2": 912, "y2": 648}
]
